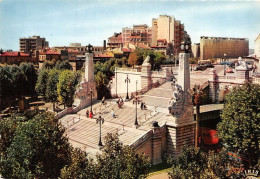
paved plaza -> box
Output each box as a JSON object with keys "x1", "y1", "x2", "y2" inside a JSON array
[{"x1": 60, "y1": 67, "x2": 225, "y2": 157}]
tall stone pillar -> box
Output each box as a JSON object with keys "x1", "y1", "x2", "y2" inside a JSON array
[
  {"x1": 141, "y1": 56, "x2": 152, "y2": 91},
  {"x1": 151, "y1": 121, "x2": 162, "y2": 165},
  {"x1": 74, "y1": 51, "x2": 97, "y2": 110},
  {"x1": 85, "y1": 53, "x2": 94, "y2": 82},
  {"x1": 168, "y1": 40, "x2": 196, "y2": 157},
  {"x1": 209, "y1": 68, "x2": 217, "y2": 103}
]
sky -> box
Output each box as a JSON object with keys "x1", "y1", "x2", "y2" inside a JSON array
[{"x1": 0, "y1": 0, "x2": 260, "y2": 50}]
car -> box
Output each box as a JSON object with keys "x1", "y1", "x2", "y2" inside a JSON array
[
  {"x1": 194, "y1": 65, "x2": 207, "y2": 71},
  {"x1": 226, "y1": 67, "x2": 234, "y2": 73},
  {"x1": 206, "y1": 63, "x2": 214, "y2": 68}
]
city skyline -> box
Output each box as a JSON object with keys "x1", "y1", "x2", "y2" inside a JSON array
[{"x1": 0, "y1": 0, "x2": 260, "y2": 50}]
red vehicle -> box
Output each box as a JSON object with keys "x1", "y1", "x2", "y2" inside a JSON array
[{"x1": 198, "y1": 127, "x2": 219, "y2": 145}]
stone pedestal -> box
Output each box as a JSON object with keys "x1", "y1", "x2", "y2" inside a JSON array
[{"x1": 141, "y1": 56, "x2": 152, "y2": 91}]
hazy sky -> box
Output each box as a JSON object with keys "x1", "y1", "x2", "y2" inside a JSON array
[{"x1": 0, "y1": 0, "x2": 260, "y2": 50}]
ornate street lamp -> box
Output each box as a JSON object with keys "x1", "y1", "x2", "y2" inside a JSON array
[
  {"x1": 133, "y1": 80, "x2": 140, "y2": 126},
  {"x1": 125, "y1": 75, "x2": 130, "y2": 100},
  {"x1": 224, "y1": 53, "x2": 227, "y2": 76},
  {"x1": 96, "y1": 114, "x2": 104, "y2": 146},
  {"x1": 86, "y1": 44, "x2": 93, "y2": 53}
]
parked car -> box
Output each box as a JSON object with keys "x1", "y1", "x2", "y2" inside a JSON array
[
  {"x1": 194, "y1": 65, "x2": 207, "y2": 71},
  {"x1": 206, "y1": 63, "x2": 214, "y2": 68},
  {"x1": 226, "y1": 67, "x2": 234, "y2": 73}
]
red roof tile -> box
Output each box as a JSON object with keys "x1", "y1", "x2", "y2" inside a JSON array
[
  {"x1": 0, "y1": 52, "x2": 30, "y2": 57},
  {"x1": 40, "y1": 49, "x2": 60, "y2": 55}
]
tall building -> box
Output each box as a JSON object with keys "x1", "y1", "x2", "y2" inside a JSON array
[
  {"x1": 122, "y1": 24, "x2": 152, "y2": 47},
  {"x1": 200, "y1": 37, "x2": 249, "y2": 60},
  {"x1": 191, "y1": 43, "x2": 200, "y2": 58},
  {"x1": 152, "y1": 15, "x2": 188, "y2": 55},
  {"x1": 19, "y1": 36, "x2": 49, "y2": 53},
  {"x1": 255, "y1": 34, "x2": 260, "y2": 59},
  {"x1": 107, "y1": 33, "x2": 123, "y2": 50}
]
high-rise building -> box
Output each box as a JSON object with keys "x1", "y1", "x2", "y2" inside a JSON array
[
  {"x1": 152, "y1": 15, "x2": 188, "y2": 55},
  {"x1": 122, "y1": 24, "x2": 152, "y2": 47},
  {"x1": 200, "y1": 36, "x2": 249, "y2": 60},
  {"x1": 19, "y1": 36, "x2": 49, "y2": 53},
  {"x1": 255, "y1": 34, "x2": 260, "y2": 59},
  {"x1": 191, "y1": 43, "x2": 200, "y2": 58}
]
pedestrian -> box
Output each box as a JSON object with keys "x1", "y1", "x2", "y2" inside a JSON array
[
  {"x1": 143, "y1": 102, "x2": 147, "y2": 110},
  {"x1": 102, "y1": 96, "x2": 105, "y2": 104},
  {"x1": 89, "y1": 111, "x2": 93, "y2": 118},
  {"x1": 111, "y1": 109, "x2": 115, "y2": 118},
  {"x1": 86, "y1": 109, "x2": 89, "y2": 118},
  {"x1": 140, "y1": 102, "x2": 144, "y2": 110}
]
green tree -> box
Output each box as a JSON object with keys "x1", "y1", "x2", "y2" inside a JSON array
[
  {"x1": 95, "y1": 133, "x2": 150, "y2": 179},
  {"x1": 42, "y1": 59, "x2": 56, "y2": 70},
  {"x1": 168, "y1": 145, "x2": 231, "y2": 179},
  {"x1": 217, "y1": 83, "x2": 260, "y2": 166},
  {"x1": 20, "y1": 62, "x2": 37, "y2": 96},
  {"x1": 60, "y1": 148, "x2": 96, "y2": 179},
  {"x1": 7, "y1": 65, "x2": 26, "y2": 97},
  {"x1": 0, "y1": 66, "x2": 12, "y2": 109},
  {"x1": 0, "y1": 112, "x2": 72, "y2": 178},
  {"x1": 95, "y1": 71, "x2": 111, "y2": 99},
  {"x1": 57, "y1": 70, "x2": 81, "y2": 107},
  {"x1": 46, "y1": 69, "x2": 60, "y2": 111},
  {"x1": 35, "y1": 69, "x2": 49, "y2": 99},
  {"x1": 55, "y1": 60, "x2": 73, "y2": 70}
]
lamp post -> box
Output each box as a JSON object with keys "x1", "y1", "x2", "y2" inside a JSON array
[
  {"x1": 224, "y1": 53, "x2": 227, "y2": 76},
  {"x1": 88, "y1": 90, "x2": 93, "y2": 117},
  {"x1": 125, "y1": 75, "x2": 130, "y2": 100},
  {"x1": 86, "y1": 44, "x2": 93, "y2": 53},
  {"x1": 96, "y1": 114, "x2": 104, "y2": 146},
  {"x1": 133, "y1": 80, "x2": 139, "y2": 126}
]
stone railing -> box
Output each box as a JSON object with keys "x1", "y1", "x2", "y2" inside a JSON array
[
  {"x1": 130, "y1": 130, "x2": 153, "y2": 149},
  {"x1": 252, "y1": 77, "x2": 260, "y2": 84},
  {"x1": 115, "y1": 67, "x2": 141, "y2": 72}
]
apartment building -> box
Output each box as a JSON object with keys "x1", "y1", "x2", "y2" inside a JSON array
[
  {"x1": 152, "y1": 15, "x2": 188, "y2": 55},
  {"x1": 255, "y1": 34, "x2": 260, "y2": 59},
  {"x1": 19, "y1": 36, "x2": 49, "y2": 53},
  {"x1": 107, "y1": 33, "x2": 123, "y2": 50},
  {"x1": 192, "y1": 43, "x2": 200, "y2": 58},
  {"x1": 200, "y1": 36, "x2": 249, "y2": 60},
  {"x1": 122, "y1": 24, "x2": 152, "y2": 47}
]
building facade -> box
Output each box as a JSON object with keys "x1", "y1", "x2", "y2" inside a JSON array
[
  {"x1": 200, "y1": 36, "x2": 249, "y2": 60},
  {"x1": 122, "y1": 24, "x2": 152, "y2": 47},
  {"x1": 192, "y1": 43, "x2": 200, "y2": 58},
  {"x1": 0, "y1": 51, "x2": 32, "y2": 64},
  {"x1": 107, "y1": 33, "x2": 123, "y2": 50},
  {"x1": 152, "y1": 15, "x2": 188, "y2": 55},
  {"x1": 255, "y1": 34, "x2": 260, "y2": 59},
  {"x1": 19, "y1": 36, "x2": 49, "y2": 53}
]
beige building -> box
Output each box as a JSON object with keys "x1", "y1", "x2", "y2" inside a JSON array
[
  {"x1": 152, "y1": 15, "x2": 188, "y2": 55},
  {"x1": 191, "y1": 43, "x2": 200, "y2": 58},
  {"x1": 200, "y1": 36, "x2": 249, "y2": 60},
  {"x1": 122, "y1": 24, "x2": 152, "y2": 47},
  {"x1": 20, "y1": 36, "x2": 49, "y2": 53},
  {"x1": 255, "y1": 34, "x2": 260, "y2": 59}
]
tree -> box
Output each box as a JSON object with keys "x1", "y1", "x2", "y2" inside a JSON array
[
  {"x1": 0, "y1": 112, "x2": 72, "y2": 178},
  {"x1": 95, "y1": 71, "x2": 111, "y2": 99},
  {"x1": 46, "y1": 69, "x2": 60, "y2": 111},
  {"x1": 57, "y1": 70, "x2": 81, "y2": 107},
  {"x1": 55, "y1": 60, "x2": 72, "y2": 70},
  {"x1": 217, "y1": 83, "x2": 260, "y2": 166},
  {"x1": 128, "y1": 52, "x2": 138, "y2": 66},
  {"x1": 0, "y1": 66, "x2": 12, "y2": 109},
  {"x1": 60, "y1": 148, "x2": 96, "y2": 179},
  {"x1": 95, "y1": 133, "x2": 150, "y2": 179},
  {"x1": 20, "y1": 62, "x2": 37, "y2": 96},
  {"x1": 35, "y1": 70, "x2": 49, "y2": 99},
  {"x1": 168, "y1": 145, "x2": 231, "y2": 179}
]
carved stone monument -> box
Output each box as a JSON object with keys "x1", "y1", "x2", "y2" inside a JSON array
[
  {"x1": 170, "y1": 39, "x2": 194, "y2": 124},
  {"x1": 74, "y1": 47, "x2": 97, "y2": 110}
]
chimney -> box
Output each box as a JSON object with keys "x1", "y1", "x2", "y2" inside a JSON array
[{"x1": 103, "y1": 40, "x2": 106, "y2": 51}]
